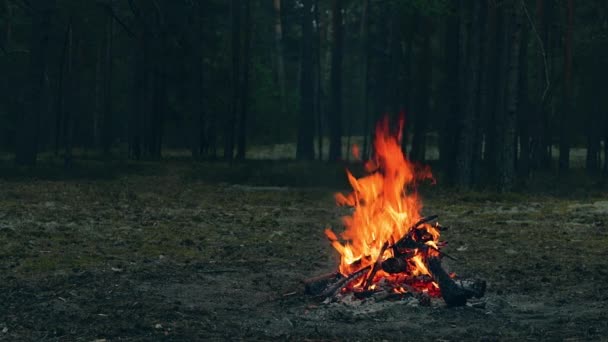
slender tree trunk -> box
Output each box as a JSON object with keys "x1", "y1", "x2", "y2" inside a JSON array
[
  {"x1": 497, "y1": 2, "x2": 522, "y2": 192},
  {"x1": 224, "y1": 0, "x2": 241, "y2": 161},
  {"x1": 532, "y1": 0, "x2": 552, "y2": 169},
  {"x1": 410, "y1": 16, "x2": 432, "y2": 163},
  {"x1": 360, "y1": 0, "x2": 371, "y2": 159},
  {"x1": 102, "y1": 7, "x2": 113, "y2": 158},
  {"x1": 480, "y1": 0, "x2": 497, "y2": 179},
  {"x1": 297, "y1": 0, "x2": 315, "y2": 160},
  {"x1": 15, "y1": 0, "x2": 54, "y2": 166},
  {"x1": 101, "y1": 8, "x2": 114, "y2": 159},
  {"x1": 65, "y1": 24, "x2": 80, "y2": 168},
  {"x1": 455, "y1": 0, "x2": 481, "y2": 188},
  {"x1": 440, "y1": 4, "x2": 460, "y2": 184},
  {"x1": 328, "y1": 0, "x2": 343, "y2": 161},
  {"x1": 54, "y1": 20, "x2": 71, "y2": 157},
  {"x1": 273, "y1": 0, "x2": 287, "y2": 120},
  {"x1": 314, "y1": 0, "x2": 324, "y2": 160},
  {"x1": 517, "y1": 16, "x2": 530, "y2": 178},
  {"x1": 559, "y1": 0, "x2": 574, "y2": 172},
  {"x1": 236, "y1": 0, "x2": 251, "y2": 160}
]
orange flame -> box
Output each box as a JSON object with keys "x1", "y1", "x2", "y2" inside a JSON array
[{"x1": 325, "y1": 116, "x2": 437, "y2": 291}]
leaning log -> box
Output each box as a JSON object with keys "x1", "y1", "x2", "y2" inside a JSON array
[
  {"x1": 318, "y1": 265, "x2": 371, "y2": 300},
  {"x1": 302, "y1": 272, "x2": 343, "y2": 296},
  {"x1": 428, "y1": 257, "x2": 486, "y2": 307}
]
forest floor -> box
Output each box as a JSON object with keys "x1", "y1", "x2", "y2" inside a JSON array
[{"x1": 1, "y1": 161, "x2": 607, "y2": 341}]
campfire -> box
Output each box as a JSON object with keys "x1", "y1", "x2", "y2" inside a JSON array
[{"x1": 305, "y1": 117, "x2": 485, "y2": 306}]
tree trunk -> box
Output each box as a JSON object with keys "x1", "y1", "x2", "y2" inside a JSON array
[
  {"x1": 314, "y1": 0, "x2": 324, "y2": 160},
  {"x1": 328, "y1": 0, "x2": 343, "y2": 161},
  {"x1": 54, "y1": 20, "x2": 71, "y2": 157},
  {"x1": 236, "y1": 0, "x2": 251, "y2": 160},
  {"x1": 102, "y1": 7, "x2": 113, "y2": 158},
  {"x1": 532, "y1": 0, "x2": 552, "y2": 169},
  {"x1": 497, "y1": 2, "x2": 522, "y2": 192},
  {"x1": 360, "y1": 0, "x2": 371, "y2": 159},
  {"x1": 517, "y1": 15, "x2": 530, "y2": 178},
  {"x1": 224, "y1": 0, "x2": 241, "y2": 161},
  {"x1": 455, "y1": 0, "x2": 481, "y2": 188},
  {"x1": 559, "y1": 0, "x2": 573, "y2": 173},
  {"x1": 439, "y1": 4, "x2": 460, "y2": 184},
  {"x1": 273, "y1": 0, "x2": 287, "y2": 120},
  {"x1": 15, "y1": 0, "x2": 54, "y2": 166},
  {"x1": 479, "y1": 1, "x2": 497, "y2": 180},
  {"x1": 410, "y1": 16, "x2": 432, "y2": 163},
  {"x1": 297, "y1": 0, "x2": 315, "y2": 160}
]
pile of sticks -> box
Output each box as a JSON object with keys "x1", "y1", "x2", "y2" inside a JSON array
[{"x1": 303, "y1": 215, "x2": 486, "y2": 307}]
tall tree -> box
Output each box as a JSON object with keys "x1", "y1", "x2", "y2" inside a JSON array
[
  {"x1": 236, "y1": 0, "x2": 251, "y2": 160},
  {"x1": 273, "y1": 0, "x2": 287, "y2": 119},
  {"x1": 224, "y1": 0, "x2": 241, "y2": 160},
  {"x1": 101, "y1": 5, "x2": 114, "y2": 158},
  {"x1": 559, "y1": 0, "x2": 574, "y2": 172},
  {"x1": 439, "y1": 3, "x2": 460, "y2": 184},
  {"x1": 360, "y1": 0, "x2": 371, "y2": 158},
  {"x1": 531, "y1": 0, "x2": 552, "y2": 170},
  {"x1": 410, "y1": 15, "x2": 432, "y2": 163},
  {"x1": 455, "y1": 0, "x2": 482, "y2": 188},
  {"x1": 314, "y1": 0, "x2": 324, "y2": 160},
  {"x1": 496, "y1": 1, "x2": 522, "y2": 192},
  {"x1": 480, "y1": 0, "x2": 498, "y2": 179},
  {"x1": 297, "y1": 0, "x2": 315, "y2": 160},
  {"x1": 15, "y1": 0, "x2": 55, "y2": 165},
  {"x1": 517, "y1": 14, "x2": 531, "y2": 177},
  {"x1": 328, "y1": 0, "x2": 343, "y2": 161}
]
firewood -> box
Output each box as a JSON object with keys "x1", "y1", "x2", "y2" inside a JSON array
[
  {"x1": 302, "y1": 272, "x2": 343, "y2": 296},
  {"x1": 318, "y1": 265, "x2": 371, "y2": 300},
  {"x1": 381, "y1": 257, "x2": 408, "y2": 274},
  {"x1": 428, "y1": 257, "x2": 485, "y2": 307},
  {"x1": 363, "y1": 242, "x2": 389, "y2": 291}
]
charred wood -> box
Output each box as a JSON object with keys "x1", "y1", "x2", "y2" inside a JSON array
[
  {"x1": 381, "y1": 257, "x2": 408, "y2": 274},
  {"x1": 302, "y1": 272, "x2": 343, "y2": 296},
  {"x1": 318, "y1": 265, "x2": 371, "y2": 300},
  {"x1": 428, "y1": 257, "x2": 485, "y2": 306},
  {"x1": 363, "y1": 242, "x2": 388, "y2": 291}
]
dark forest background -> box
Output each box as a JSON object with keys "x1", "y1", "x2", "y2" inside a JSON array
[{"x1": 1, "y1": 0, "x2": 607, "y2": 191}]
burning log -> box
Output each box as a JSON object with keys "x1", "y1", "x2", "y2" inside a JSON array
[
  {"x1": 302, "y1": 272, "x2": 343, "y2": 296},
  {"x1": 427, "y1": 257, "x2": 486, "y2": 307},
  {"x1": 362, "y1": 242, "x2": 389, "y2": 291},
  {"x1": 381, "y1": 257, "x2": 408, "y2": 274},
  {"x1": 318, "y1": 265, "x2": 371, "y2": 300}
]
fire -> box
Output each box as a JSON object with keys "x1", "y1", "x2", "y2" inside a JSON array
[{"x1": 324, "y1": 116, "x2": 440, "y2": 295}]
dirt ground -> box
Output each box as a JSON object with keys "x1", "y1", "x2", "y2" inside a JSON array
[{"x1": 1, "y1": 164, "x2": 607, "y2": 341}]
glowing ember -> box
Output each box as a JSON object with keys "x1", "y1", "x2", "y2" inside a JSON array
[{"x1": 324, "y1": 116, "x2": 442, "y2": 297}]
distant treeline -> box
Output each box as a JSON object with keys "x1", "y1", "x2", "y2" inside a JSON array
[{"x1": 0, "y1": 0, "x2": 607, "y2": 190}]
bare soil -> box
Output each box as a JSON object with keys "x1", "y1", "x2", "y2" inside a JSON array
[{"x1": 1, "y1": 165, "x2": 607, "y2": 341}]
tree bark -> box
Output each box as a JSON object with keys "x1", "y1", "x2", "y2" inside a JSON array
[
  {"x1": 455, "y1": 0, "x2": 481, "y2": 188},
  {"x1": 314, "y1": 0, "x2": 324, "y2": 160},
  {"x1": 102, "y1": 6, "x2": 113, "y2": 158},
  {"x1": 297, "y1": 0, "x2": 315, "y2": 160},
  {"x1": 236, "y1": 0, "x2": 251, "y2": 160},
  {"x1": 410, "y1": 16, "x2": 432, "y2": 163},
  {"x1": 497, "y1": 2, "x2": 522, "y2": 192},
  {"x1": 15, "y1": 0, "x2": 54, "y2": 166},
  {"x1": 273, "y1": 0, "x2": 287, "y2": 120},
  {"x1": 480, "y1": 1, "x2": 498, "y2": 179},
  {"x1": 559, "y1": 0, "x2": 574, "y2": 173},
  {"x1": 360, "y1": 0, "x2": 371, "y2": 159},
  {"x1": 328, "y1": 0, "x2": 343, "y2": 161},
  {"x1": 439, "y1": 4, "x2": 460, "y2": 184},
  {"x1": 224, "y1": 0, "x2": 241, "y2": 161},
  {"x1": 517, "y1": 16, "x2": 530, "y2": 178}
]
